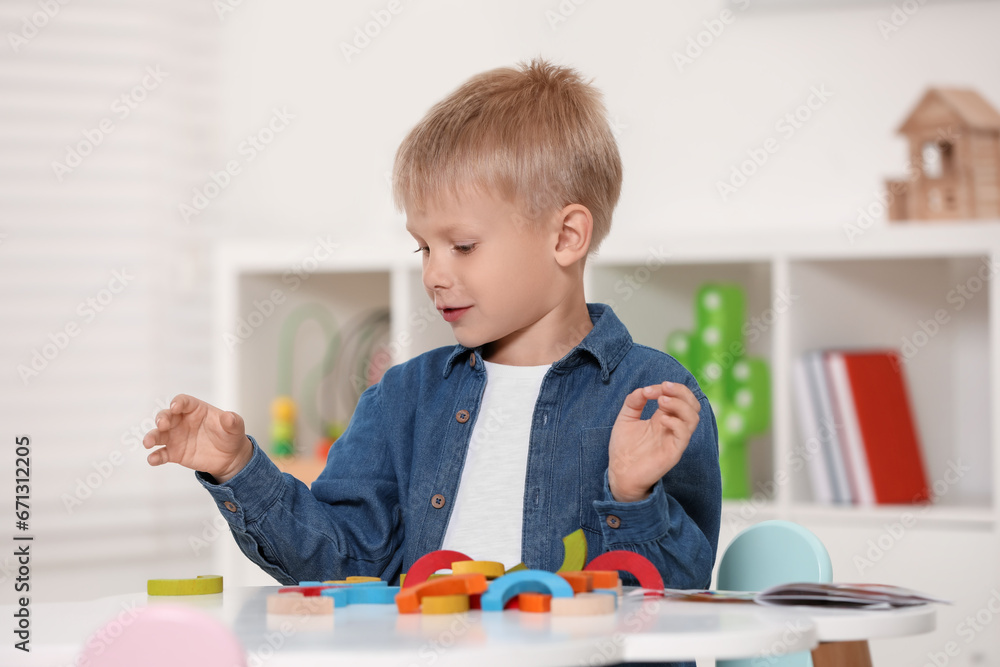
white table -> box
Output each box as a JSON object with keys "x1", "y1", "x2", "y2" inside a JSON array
[{"x1": 0, "y1": 586, "x2": 935, "y2": 666}]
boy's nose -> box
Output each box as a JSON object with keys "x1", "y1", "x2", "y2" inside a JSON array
[{"x1": 423, "y1": 254, "x2": 452, "y2": 291}]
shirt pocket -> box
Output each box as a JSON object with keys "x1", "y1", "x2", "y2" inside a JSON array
[{"x1": 578, "y1": 426, "x2": 613, "y2": 536}]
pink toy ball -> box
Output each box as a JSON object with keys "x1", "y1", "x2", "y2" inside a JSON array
[{"x1": 76, "y1": 604, "x2": 246, "y2": 667}]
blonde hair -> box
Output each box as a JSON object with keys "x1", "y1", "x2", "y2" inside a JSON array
[{"x1": 392, "y1": 57, "x2": 622, "y2": 253}]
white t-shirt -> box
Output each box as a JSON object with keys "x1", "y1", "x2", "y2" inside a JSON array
[{"x1": 439, "y1": 359, "x2": 550, "y2": 569}]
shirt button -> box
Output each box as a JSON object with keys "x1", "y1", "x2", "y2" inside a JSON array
[
  {"x1": 431, "y1": 494, "x2": 446, "y2": 509},
  {"x1": 606, "y1": 515, "x2": 621, "y2": 529},
  {"x1": 469, "y1": 353, "x2": 476, "y2": 367},
  {"x1": 224, "y1": 501, "x2": 238, "y2": 513},
  {"x1": 455, "y1": 410, "x2": 470, "y2": 423}
]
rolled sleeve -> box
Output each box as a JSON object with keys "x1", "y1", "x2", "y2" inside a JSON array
[{"x1": 592, "y1": 469, "x2": 671, "y2": 545}]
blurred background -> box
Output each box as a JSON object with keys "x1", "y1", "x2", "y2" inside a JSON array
[{"x1": 0, "y1": 0, "x2": 998, "y2": 662}]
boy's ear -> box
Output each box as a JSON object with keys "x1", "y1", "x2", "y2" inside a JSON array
[{"x1": 552, "y1": 204, "x2": 593, "y2": 267}]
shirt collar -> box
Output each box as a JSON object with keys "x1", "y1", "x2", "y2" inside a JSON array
[{"x1": 442, "y1": 303, "x2": 632, "y2": 381}]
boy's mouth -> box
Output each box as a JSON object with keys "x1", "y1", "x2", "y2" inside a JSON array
[{"x1": 440, "y1": 306, "x2": 471, "y2": 323}]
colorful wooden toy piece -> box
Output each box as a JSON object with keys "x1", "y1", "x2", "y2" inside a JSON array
[
  {"x1": 584, "y1": 551, "x2": 664, "y2": 592},
  {"x1": 518, "y1": 592, "x2": 552, "y2": 613},
  {"x1": 467, "y1": 592, "x2": 522, "y2": 610},
  {"x1": 400, "y1": 550, "x2": 473, "y2": 589},
  {"x1": 558, "y1": 571, "x2": 594, "y2": 593},
  {"x1": 505, "y1": 562, "x2": 528, "y2": 573},
  {"x1": 147, "y1": 575, "x2": 223, "y2": 596},
  {"x1": 395, "y1": 573, "x2": 488, "y2": 613},
  {"x1": 345, "y1": 576, "x2": 382, "y2": 583},
  {"x1": 479, "y1": 570, "x2": 575, "y2": 611},
  {"x1": 347, "y1": 585, "x2": 400, "y2": 605},
  {"x1": 557, "y1": 529, "x2": 587, "y2": 572},
  {"x1": 451, "y1": 560, "x2": 505, "y2": 579},
  {"x1": 295, "y1": 581, "x2": 386, "y2": 590},
  {"x1": 572, "y1": 570, "x2": 620, "y2": 590},
  {"x1": 590, "y1": 589, "x2": 619, "y2": 609},
  {"x1": 550, "y1": 592, "x2": 616, "y2": 616},
  {"x1": 421, "y1": 594, "x2": 470, "y2": 615},
  {"x1": 320, "y1": 588, "x2": 349, "y2": 607},
  {"x1": 399, "y1": 573, "x2": 451, "y2": 586},
  {"x1": 342, "y1": 581, "x2": 387, "y2": 587},
  {"x1": 279, "y1": 585, "x2": 335, "y2": 597},
  {"x1": 276, "y1": 582, "x2": 396, "y2": 608},
  {"x1": 267, "y1": 593, "x2": 333, "y2": 615}
]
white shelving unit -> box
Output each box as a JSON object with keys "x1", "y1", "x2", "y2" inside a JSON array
[{"x1": 213, "y1": 221, "x2": 1000, "y2": 667}]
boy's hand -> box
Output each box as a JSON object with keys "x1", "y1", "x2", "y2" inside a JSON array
[
  {"x1": 143, "y1": 394, "x2": 253, "y2": 484},
  {"x1": 608, "y1": 381, "x2": 701, "y2": 503}
]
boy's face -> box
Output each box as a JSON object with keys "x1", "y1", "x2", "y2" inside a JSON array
[{"x1": 405, "y1": 188, "x2": 566, "y2": 361}]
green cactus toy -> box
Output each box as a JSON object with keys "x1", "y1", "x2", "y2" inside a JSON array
[{"x1": 666, "y1": 284, "x2": 771, "y2": 500}]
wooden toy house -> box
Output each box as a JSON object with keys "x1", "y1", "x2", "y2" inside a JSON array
[{"x1": 886, "y1": 88, "x2": 1000, "y2": 222}]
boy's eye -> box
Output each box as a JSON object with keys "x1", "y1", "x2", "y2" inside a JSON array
[{"x1": 412, "y1": 244, "x2": 475, "y2": 255}]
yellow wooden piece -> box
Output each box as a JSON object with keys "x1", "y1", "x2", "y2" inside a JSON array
[
  {"x1": 324, "y1": 580, "x2": 348, "y2": 584},
  {"x1": 505, "y1": 562, "x2": 528, "y2": 574},
  {"x1": 557, "y1": 529, "x2": 587, "y2": 572},
  {"x1": 266, "y1": 593, "x2": 333, "y2": 615},
  {"x1": 147, "y1": 575, "x2": 223, "y2": 596},
  {"x1": 550, "y1": 592, "x2": 616, "y2": 616},
  {"x1": 345, "y1": 576, "x2": 382, "y2": 583},
  {"x1": 420, "y1": 594, "x2": 470, "y2": 615},
  {"x1": 451, "y1": 560, "x2": 505, "y2": 579}
]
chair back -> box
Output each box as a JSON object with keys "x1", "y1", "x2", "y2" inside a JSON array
[
  {"x1": 717, "y1": 520, "x2": 832, "y2": 667},
  {"x1": 76, "y1": 603, "x2": 246, "y2": 666}
]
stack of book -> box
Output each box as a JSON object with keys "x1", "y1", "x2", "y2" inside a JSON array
[{"x1": 792, "y1": 349, "x2": 932, "y2": 505}]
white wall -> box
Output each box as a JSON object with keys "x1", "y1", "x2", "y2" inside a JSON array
[{"x1": 207, "y1": 0, "x2": 1000, "y2": 241}]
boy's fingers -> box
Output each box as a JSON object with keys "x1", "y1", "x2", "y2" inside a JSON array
[
  {"x1": 154, "y1": 409, "x2": 175, "y2": 432},
  {"x1": 658, "y1": 381, "x2": 701, "y2": 413},
  {"x1": 655, "y1": 406, "x2": 696, "y2": 438},
  {"x1": 170, "y1": 394, "x2": 197, "y2": 414},
  {"x1": 657, "y1": 394, "x2": 697, "y2": 422},
  {"x1": 142, "y1": 429, "x2": 160, "y2": 449},
  {"x1": 146, "y1": 447, "x2": 167, "y2": 466},
  {"x1": 221, "y1": 411, "x2": 244, "y2": 434},
  {"x1": 618, "y1": 387, "x2": 650, "y2": 421}
]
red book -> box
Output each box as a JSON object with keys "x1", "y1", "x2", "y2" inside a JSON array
[{"x1": 826, "y1": 350, "x2": 932, "y2": 505}]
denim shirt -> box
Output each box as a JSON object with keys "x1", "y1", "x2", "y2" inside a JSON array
[{"x1": 198, "y1": 303, "x2": 722, "y2": 593}]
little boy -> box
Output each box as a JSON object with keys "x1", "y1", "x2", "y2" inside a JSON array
[{"x1": 145, "y1": 59, "x2": 721, "y2": 603}]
